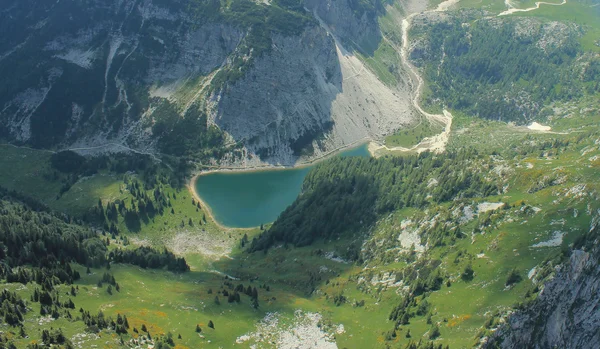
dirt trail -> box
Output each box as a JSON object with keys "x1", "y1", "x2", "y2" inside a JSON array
[
  {"x1": 371, "y1": 0, "x2": 459, "y2": 156},
  {"x1": 372, "y1": 0, "x2": 569, "y2": 156},
  {"x1": 499, "y1": 0, "x2": 567, "y2": 16},
  {"x1": 66, "y1": 143, "x2": 162, "y2": 162}
]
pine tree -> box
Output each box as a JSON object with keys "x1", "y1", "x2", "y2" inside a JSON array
[{"x1": 429, "y1": 325, "x2": 440, "y2": 339}]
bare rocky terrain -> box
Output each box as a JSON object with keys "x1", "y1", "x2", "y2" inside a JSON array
[
  {"x1": 0, "y1": 0, "x2": 419, "y2": 166},
  {"x1": 485, "y1": 218, "x2": 600, "y2": 349}
]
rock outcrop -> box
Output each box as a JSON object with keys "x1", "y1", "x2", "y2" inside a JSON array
[
  {"x1": 0, "y1": 0, "x2": 416, "y2": 165},
  {"x1": 485, "y1": 220, "x2": 600, "y2": 349}
]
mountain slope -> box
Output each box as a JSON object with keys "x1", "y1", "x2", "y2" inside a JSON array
[
  {"x1": 1, "y1": 0, "x2": 600, "y2": 348},
  {"x1": 485, "y1": 229, "x2": 600, "y2": 348},
  {"x1": 0, "y1": 0, "x2": 416, "y2": 165}
]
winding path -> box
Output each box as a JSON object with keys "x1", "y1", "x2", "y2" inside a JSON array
[
  {"x1": 499, "y1": 0, "x2": 567, "y2": 16},
  {"x1": 5, "y1": 0, "x2": 570, "y2": 165},
  {"x1": 372, "y1": 0, "x2": 460, "y2": 155},
  {"x1": 65, "y1": 143, "x2": 161, "y2": 161},
  {"x1": 373, "y1": 0, "x2": 569, "y2": 155}
]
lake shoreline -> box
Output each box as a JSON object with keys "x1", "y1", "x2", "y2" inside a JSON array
[
  {"x1": 194, "y1": 138, "x2": 373, "y2": 175},
  {"x1": 187, "y1": 178, "x2": 235, "y2": 232},
  {"x1": 188, "y1": 140, "x2": 373, "y2": 229}
]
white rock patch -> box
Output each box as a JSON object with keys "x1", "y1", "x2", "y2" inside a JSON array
[
  {"x1": 427, "y1": 178, "x2": 439, "y2": 188},
  {"x1": 55, "y1": 48, "x2": 96, "y2": 69},
  {"x1": 324, "y1": 252, "x2": 349, "y2": 264},
  {"x1": 237, "y1": 310, "x2": 340, "y2": 348},
  {"x1": 460, "y1": 205, "x2": 475, "y2": 223},
  {"x1": 477, "y1": 202, "x2": 504, "y2": 213},
  {"x1": 397, "y1": 219, "x2": 425, "y2": 252},
  {"x1": 527, "y1": 122, "x2": 552, "y2": 131},
  {"x1": 528, "y1": 267, "x2": 537, "y2": 280},
  {"x1": 532, "y1": 231, "x2": 564, "y2": 248}
]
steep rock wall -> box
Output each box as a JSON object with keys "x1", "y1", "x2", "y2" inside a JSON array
[
  {"x1": 0, "y1": 0, "x2": 416, "y2": 165},
  {"x1": 485, "y1": 220, "x2": 600, "y2": 349}
]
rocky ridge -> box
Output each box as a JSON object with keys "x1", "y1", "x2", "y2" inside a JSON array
[
  {"x1": 484, "y1": 216, "x2": 600, "y2": 349},
  {"x1": 0, "y1": 0, "x2": 417, "y2": 166}
]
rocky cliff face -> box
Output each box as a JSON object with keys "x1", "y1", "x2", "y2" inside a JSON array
[
  {"x1": 485, "y1": 218, "x2": 600, "y2": 349},
  {"x1": 0, "y1": 0, "x2": 242, "y2": 149},
  {"x1": 303, "y1": 0, "x2": 383, "y2": 55},
  {"x1": 0, "y1": 0, "x2": 416, "y2": 165}
]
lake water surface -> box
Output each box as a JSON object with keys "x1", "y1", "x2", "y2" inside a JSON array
[{"x1": 195, "y1": 144, "x2": 370, "y2": 228}]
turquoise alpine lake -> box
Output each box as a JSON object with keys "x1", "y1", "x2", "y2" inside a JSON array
[{"x1": 195, "y1": 144, "x2": 370, "y2": 228}]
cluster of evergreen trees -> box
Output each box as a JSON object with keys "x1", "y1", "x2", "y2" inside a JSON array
[
  {"x1": 388, "y1": 259, "x2": 446, "y2": 323},
  {"x1": 415, "y1": 17, "x2": 598, "y2": 122},
  {"x1": 97, "y1": 177, "x2": 205, "y2": 234},
  {"x1": 250, "y1": 150, "x2": 497, "y2": 252},
  {"x1": 215, "y1": 279, "x2": 261, "y2": 308},
  {"x1": 81, "y1": 310, "x2": 129, "y2": 334},
  {"x1": 0, "y1": 289, "x2": 27, "y2": 327},
  {"x1": 49, "y1": 150, "x2": 191, "y2": 199},
  {"x1": 49, "y1": 150, "x2": 194, "y2": 205},
  {"x1": 94, "y1": 176, "x2": 206, "y2": 235},
  {"x1": 0, "y1": 197, "x2": 107, "y2": 268},
  {"x1": 40, "y1": 328, "x2": 70, "y2": 347},
  {"x1": 98, "y1": 179, "x2": 166, "y2": 232},
  {"x1": 0, "y1": 190, "x2": 189, "y2": 348},
  {"x1": 109, "y1": 246, "x2": 190, "y2": 272},
  {"x1": 152, "y1": 101, "x2": 227, "y2": 159},
  {"x1": 4, "y1": 263, "x2": 81, "y2": 288},
  {"x1": 0, "y1": 193, "x2": 190, "y2": 273}
]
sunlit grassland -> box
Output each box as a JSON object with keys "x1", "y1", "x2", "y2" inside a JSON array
[
  {"x1": 1, "y1": 107, "x2": 599, "y2": 347},
  {"x1": 354, "y1": 2, "x2": 405, "y2": 87},
  {"x1": 386, "y1": 116, "x2": 445, "y2": 148},
  {"x1": 0, "y1": 144, "x2": 234, "y2": 251},
  {"x1": 0, "y1": 145, "x2": 61, "y2": 202}
]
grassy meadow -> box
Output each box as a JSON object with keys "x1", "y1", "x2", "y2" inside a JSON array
[{"x1": 1, "y1": 0, "x2": 599, "y2": 348}]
